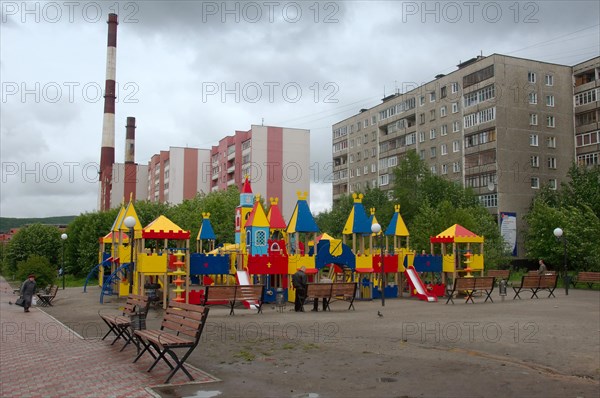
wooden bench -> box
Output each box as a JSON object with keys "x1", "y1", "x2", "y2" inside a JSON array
[
  {"x1": 305, "y1": 282, "x2": 358, "y2": 311},
  {"x1": 100, "y1": 294, "x2": 150, "y2": 351},
  {"x1": 513, "y1": 274, "x2": 558, "y2": 299},
  {"x1": 37, "y1": 285, "x2": 59, "y2": 307},
  {"x1": 445, "y1": 277, "x2": 495, "y2": 304},
  {"x1": 528, "y1": 270, "x2": 556, "y2": 275},
  {"x1": 575, "y1": 272, "x2": 600, "y2": 288},
  {"x1": 133, "y1": 301, "x2": 210, "y2": 383},
  {"x1": 486, "y1": 269, "x2": 511, "y2": 282},
  {"x1": 202, "y1": 285, "x2": 264, "y2": 315}
]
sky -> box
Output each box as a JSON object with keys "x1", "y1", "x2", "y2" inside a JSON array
[{"x1": 1, "y1": 0, "x2": 599, "y2": 219}]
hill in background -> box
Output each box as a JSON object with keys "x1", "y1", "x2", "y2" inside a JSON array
[{"x1": 0, "y1": 216, "x2": 76, "y2": 232}]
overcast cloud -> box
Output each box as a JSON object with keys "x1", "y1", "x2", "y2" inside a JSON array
[{"x1": 1, "y1": 0, "x2": 599, "y2": 218}]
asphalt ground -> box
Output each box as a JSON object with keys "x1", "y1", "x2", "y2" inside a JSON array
[{"x1": 1, "y1": 277, "x2": 599, "y2": 398}]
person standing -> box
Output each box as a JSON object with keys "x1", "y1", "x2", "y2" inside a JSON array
[
  {"x1": 292, "y1": 266, "x2": 308, "y2": 312},
  {"x1": 538, "y1": 259, "x2": 548, "y2": 275},
  {"x1": 20, "y1": 274, "x2": 36, "y2": 313}
]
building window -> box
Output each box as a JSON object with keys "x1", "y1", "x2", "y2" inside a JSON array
[
  {"x1": 547, "y1": 136, "x2": 556, "y2": 148},
  {"x1": 453, "y1": 140, "x2": 461, "y2": 152},
  {"x1": 420, "y1": 96, "x2": 425, "y2": 106},
  {"x1": 442, "y1": 164, "x2": 448, "y2": 174},
  {"x1": 371, "y1": 163, "x2": 376, "y2": 173},
  {"x1": 479, "y1": 193, "x2": 498, "y2": 208},
  {"x1": 364, "y1": 119, "x2": 369, "y2": 128},
  {"x1": 430, "y1": 91, "x2": 436, "y2": 102},
  {"x1": 528, "y1": 71, "x2": 536, "y2": 83},
  {"x1": 531, "y1": 177, "x2": 540, "y2": 189},
  {"x1": 549, "y1": 179, "x2": 557, "y2": 190},
  {"x1": 453, "y1": 121, "x2": 460, "y2": 133},
  {"x1": 372, "y1": 115, "x2": 377, "y2": 125},
  {"x1": 530, "y1": 134, "x2": 539, "y2": 146},
  {"x1": 575, "y1": 110, "x2": 598, "y2": 127},
  {"x1": 577, "y1": 153, "x2": 599, "y2": 166},
  {"x1": 419, "y1": 150, "x2": 425, "y2": 160},
  {"x1": 430, "y1": 109, "x2": 436, "y2": 121},
  {"x1": 379, "y1": 174, "x2": 389, "y2": 186},
  {"x1": 453, "y1": 161, "x2": 461, "y2": 173},
  {"x1": 530, "y1": 113, "x2": 538, "y2": 125},
  {"x1": 441, "y1": 124, "x2": 448, "y2": 136},
  {"x1": 546, "y1": 95, "x2": 554, "y2": 107},
  {"x1": 441, "y1": 86, "x2": 447, "y2": 98},
  {"x1": 451, "y1": 82, "x2": 459, "y2": 93},
  {"x1": 440, "y1": 106, "x2": 447, "y2": 117},
  {"x1": 547, "y1": 115, "x2": 555, "y2": 128},
  {"x1": 430, "y1": 129, "x2": 437, "y2": 139},
  {"x1": 575, "y1": 88, "x2": 598, "y2": 106},
  {"x1": 430, "y1": 165, "x2": 437, "y2": 174},
  {"x1": 452, "y1": 102, "x2": 459, "y2": 113},
  {"x1": 430, "y1": 147, "x2": 437, "y2": 158},
  {"x1": 531, "y1": 155, "x2": 539, "y2": 168},
  {"x1": 441, "y1": 144, "x2": 448, "y2": 155},
  {"x1": 528, "y1": 92, "x2": 537, "y2": 104},
  {"x1": 548, "y1": 157, "x2": 557, "y2": 169},
  {"x1": 545, "y1": 74, "x2": 553, "y2": 86},
  {"x1": 364, "y1": 165, "x2": 369, "y2": 175},
  {"x1": 576, "y1": 131, "x2": 600, "y2": 147},
  {"x1": 420, "y1": 113, "x2": 425, "y2": 124},
  {"x1": 419, "y1": 131, "x2": 425, "y2": 142}
]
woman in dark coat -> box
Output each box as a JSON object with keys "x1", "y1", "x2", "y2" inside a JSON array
[{"x1": 20, "y1": 274, "x2": 36, "y2": 312}]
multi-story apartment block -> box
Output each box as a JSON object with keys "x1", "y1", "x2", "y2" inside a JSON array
[
  {"x1": 147, "y1": 147, "x2": 211, "y2": 204},
  {"x1": 110, "y1": 163, "x2": 149, "y2": 205},
  {"x1": 210, "y1": 125, "x2": 310, "y2": 221},
  {"x1": 573, "y1": 57, "x2": 600, "y2": 167},
  {"x1": 332, "y1": 54, "x2": 577, "y2": 257}
]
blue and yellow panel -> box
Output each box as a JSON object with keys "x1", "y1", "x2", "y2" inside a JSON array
[
  {"x1": 137, "y1": 253, "x2": 168, "y2": 274},
  {"x1": 287, "y1": 254, "x2": 315, "y2": 275},
  {"x1": 442, "y1": 254, "x2": 455, "y2": 272},
  {"x1": 190, "y1": 253, "x2": 230, "y2": 275},
  {"x1": 470, "y1": 254, "x2": 484, "y2": 270}
]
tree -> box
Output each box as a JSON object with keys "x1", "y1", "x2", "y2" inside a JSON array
[
  {"x1": 391, "y1": 149, "x2": 429, "y2": 224},
  {"x1": 5, "y1": 224, "x2": 62, "y2": 275},
  {"x1": 15, "y1": 255, "x2": 56, "y2": 291}
]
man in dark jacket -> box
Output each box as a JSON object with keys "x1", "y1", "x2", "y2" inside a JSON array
[
  {"x1": 292, "y1": 266, "x2": 308, "y2": 312},
  {"x1": 20, "y1": 274, "x2": 36, "y2": 312}
]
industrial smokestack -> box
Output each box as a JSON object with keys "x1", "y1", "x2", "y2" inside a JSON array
[
  {"x1": 98, "y1": 13, "x2": 118, "y2": 211},
  {"x1": 125, "y1": 116, "x2": 135, "y2": 163}
]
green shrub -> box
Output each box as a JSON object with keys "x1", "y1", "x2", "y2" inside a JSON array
[{"x1": 15, "y1": 255, "x2": 56, "y2": 292}]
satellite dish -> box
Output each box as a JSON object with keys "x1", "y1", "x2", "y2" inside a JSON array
[{"x1": 487, "y1": 181, "x2": 495, "y2": 191}]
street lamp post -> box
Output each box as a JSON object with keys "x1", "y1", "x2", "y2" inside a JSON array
[
  {"x1": 553, "y1": 227, "x2": 568, "y2": 296},
  {"x1": 371, "y1": 223, "x2": 384, "y2": 307},
  {"x1": 61, "y1": 233, "x2": 68, "y2": 290},
  {"x1": 124, "y1": 216, "x2": 136, "y2": 294}
]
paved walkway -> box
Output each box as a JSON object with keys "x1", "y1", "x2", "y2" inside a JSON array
[{"x1": 0, "y1": 277, "x2": 219, "y2": 398}]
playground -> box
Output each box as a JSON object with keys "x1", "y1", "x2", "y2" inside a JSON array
[
  {"x1": 18, "y1": 177, "x2": 595, "y2": 396},
  {"x1": 90, "y1": 177, "x2": 490, "y2": 310}
]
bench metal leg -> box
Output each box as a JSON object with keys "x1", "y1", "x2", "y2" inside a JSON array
[{"x1": 484, "y1": 290, "x2": 494, "y2": 303}]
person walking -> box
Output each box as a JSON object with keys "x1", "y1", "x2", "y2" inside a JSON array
[
  {"x1": 292, "y1": 266, "x2": 308, "y2": 312},
  {"x1": 20, "y1": 274, "x2": 36, "y2": 313},
  {"x1": 538, "y1": 259, "x2": 548, "y2": 275}
]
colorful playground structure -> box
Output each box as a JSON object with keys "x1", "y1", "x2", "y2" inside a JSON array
[{"x1": 89, "y1": 177, "x2": 486, "y2": 307}]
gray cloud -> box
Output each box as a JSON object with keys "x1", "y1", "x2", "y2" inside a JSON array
[{"x1": 1, "y1": 0, "x2": 598, "y2": 218}]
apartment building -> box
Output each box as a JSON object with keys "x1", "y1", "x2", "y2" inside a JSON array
[
  {"x1": 210, "y1": 125, "x2": 310, "y2": 221},
  {"x1": 110, "y1": 163, "x2": 149, "y2": 205},
  {"x1": 147, "y1": 147, "x2": 211, "y2": 204},
  {"x1": 332, "y1": 54, "x2": 577, "y2": 257},
  {"x1": 573, "y1": 57, "x2": 600, "y2": 166}
]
